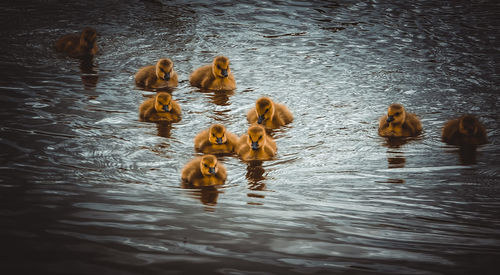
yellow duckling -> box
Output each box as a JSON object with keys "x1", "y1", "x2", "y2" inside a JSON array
[
  {"x1": 181, "y1": 155, "x2": 227, "y2": 186},
  {"x1": 194, "y1": 124, "x2": 239, "y2": 154},
  {"x1": 247, "y1": 97, "x2": 293, "y2": 129},
  {"x1": 189, "y1": 56, "x2": 236, "y2": 91},
  {"x1": 236, "y1": 125, "x2": 277, "y2": 161},
  {"x1": 138, "y1": 92, "x2": 181, "y2": 122},
  {"x1": 378, "y1": 103, "x2": 422, "y2": 137},
  {"x1": 442, "y1": 115, "x2": 487, "y2": 146},
  {"x1": 135, "y1": 58, "x2": 178, "y2": 89},
  {"x1": 55, "y1": 27, "x2": 98, "y2": 58}
]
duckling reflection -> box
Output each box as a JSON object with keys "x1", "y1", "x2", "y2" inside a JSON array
[
  {"x1": 181, "y1": 185, "x2": 220, "y2": 208},
  {"x1": 245, "y1": 160, "x2": 266, "y2": 188},
  {"x1": 387, "y1": 151, "x2": 406, "y2": 169},
  {"x1": 197, "y1": 89, "x2": 234, "y2": 106},
  {"x1": 156, "y1": 121, "x2": 172, "y2": 138},
  {"x1": 79, "y1": 58, "x2": 98, "y2": 89}
]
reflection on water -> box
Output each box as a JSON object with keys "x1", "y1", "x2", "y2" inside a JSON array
[
  {"x1": 156, "y1": 121, "x2": 173, "y2": 138},
  {"x1": 79, "y1": 58, "x2": 98, "y2": 89}
]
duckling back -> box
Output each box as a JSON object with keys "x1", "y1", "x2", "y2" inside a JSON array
[
  {"x1": 247, "y1": 97, "x2": 293, "y2": 129},
  {"x1": 181, "y1": 155, "x2": 227, "y2": 186},
  {"x1": 378, "y1": 103, "x2": 421, "y2": 137},
  {"x1": 139, "y1": 92, "x2": 181, "y2": 122},
  {"x1": 236, "y1": 125, "x2": 277, "y2": 161},
  {"x1": 189, "y1": 56, "x2": 236, "y2": 91},
  {"x1": 55, "y1": 27, "x2": 97, "y2": 58},
  {"x1": 442, "y1": 115, "x2": 487, "y2": 146},
  {"x1": 135, "y1": 58, "x2": 178, "y2": 89},
  {"x1": 194, "y1": 124, "x2": 238, "y2": 154}
]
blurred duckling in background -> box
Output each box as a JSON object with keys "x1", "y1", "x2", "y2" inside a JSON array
[
  {"x1": 378, "y1": 103, "x2": 422, "y2": 137},
  {"x1": 135, "y1": 58, "x2": 178, "y2": 89},
  {"x1": 55, "y1": 27, "x2": 98, "y2": 58},
  {"x1": 194, "y1": 124, "x2": 238, "y2": 154},
  {"x1": 181, "y1": 155, "x2": 227, "y2": 186},
  {"x1": 139, "y1": 92, "x2": 181, "y2": 122},
  {"x1": 236, "y1": 124, "x2": 277, "y2": 161},
  {"x1": 247, "y1": 97, "x2": 293, "y2": 129},
  {"x1": 442, "y1": 115, "x2": 488, "y2": 146},
  {"x1": 189, "y1": 56, "x2": 236, "y2": 91}
]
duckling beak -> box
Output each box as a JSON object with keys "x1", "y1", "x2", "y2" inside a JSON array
[
  {"x1": 163, "y1": 72, "x2": 170, "y2": 81},
  {"x1": 208, "y1": 167, "x2": 216, "y2": 174},
  {"x1": 257, "y1": 115, "x2": 265, "y2": 124},
  {"x1": 251, "y1": 141, "x2": 259, "y2": 150},
  {"x1": 216, "y1": 137, "x2": 223, "y2": 145},
  {"x1": 162, "y1": 105, "x2": 171, "y2": 112},
  {"x1": 386, "y1": 115, "x2": 394, "y2": 123},
  {"x1": 221, "y1": 69, "x2": 228, "y2": 78}
]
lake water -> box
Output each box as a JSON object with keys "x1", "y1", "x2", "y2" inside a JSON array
[{"x1": 1, "y1": 0, "x2": 499, "y2": 274}]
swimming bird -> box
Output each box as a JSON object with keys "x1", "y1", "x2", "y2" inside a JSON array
[
  {"x1": 181, "y1": 155, "x2": 227, "y2": 186},
  {"x1": 236, "y1": 124, "x2": 277, "y2": 161},
  {"x1": 194, "y1": 124, "x2": 238, "y2": 154},
  {"x1": 189, "y1": 56, "x2": 236, "y2": 91},
  {"x1": 55, "y1": 27, "x2": 98, "y2": 58},
  {"x1": 247, "y1": 97, "x2": 293, "y2": 129},
  {"x1": 139, "y1": 92, "x2": 181, "y2": 122},
  {"x1": 378, "y1": 103, "x2": 422, "y2": 137},
  {"x1": 135, "y1": 58, "x2": 178, "y2": 89},
  {"x1": 442, "y1": 115, "x2": 487, "y2": 146}
]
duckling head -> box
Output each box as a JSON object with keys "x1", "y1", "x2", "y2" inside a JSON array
[
  {"x1": 208, "y1": 124, "x2": 227, "y2": 145},
  {"x1": 154, "y1": 92, "x2": 173, "y2": 113},
  {"x1": 200, "y1": 155, "x2": 219, "y2": 176},
  {"x1": 386, "y1": 103, "x2": 406, "y2": 125},
  {"x1": 255, "y1": 97, "x2": 275, "y2": 125},
  {"x1": 80, "y1": 27, "x2": 97, "y2": 51},
  {"x1": 247, "y1": 125, "x2": 267, "y2": 150},
  {"x1": 156, "y1": 58, "x2": 174, "y2": 81},
  {"x1": 459, "y1": 115, "x2": 479, "y2": 136},
  {"x1": 212, "y1": 56, "x2": 231, "y2": 78}
]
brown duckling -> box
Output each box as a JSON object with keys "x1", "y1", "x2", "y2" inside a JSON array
[
  {"x1": 135, "y1": 58, "x2": 178, "y2": 89},
  {"x1": 247, "y1": 97, "x2": 293, "y2": 129},
  {"x1": 189, "y1": 56, "x2": 236, "y2": 91},
  {"x1": 181, "y1": 155, "x2": 227, "y2": 186},
  {"x1": 138, "y1": 92, "x2": 181, "y2": 122},
  {"x1": 194, "y1": 124, "x2": 238, "y2": 154},
  {"x1": 442, "y1": 115, "x2": 487, "y2": 146},
  {"x1": 236, "y1": 124, "x2": 277, "y2": 161},
  {"x1": 378, "y1": 103, "x2": 422, "y2": 137},
  {"x1": 55, "y1": 27, "x2": 97, "y2": 58}
]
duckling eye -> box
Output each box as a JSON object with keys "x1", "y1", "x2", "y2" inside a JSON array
[
  {"x1": 204, "y1": 164, "x2": 208, "y2": 168},
  {"x1": 394, "y1": 112, "x2": 400, "y2": 116},
  {"x1": 258, "y1": 136, "x2": 262, "y2": 140},
  {"x1": 217, "y1": 65, "x2": 221, "y2": 70}
]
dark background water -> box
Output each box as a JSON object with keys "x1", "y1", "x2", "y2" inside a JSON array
[{"x1": 1, "y1": 0, "x2": 499, "y2": 274}]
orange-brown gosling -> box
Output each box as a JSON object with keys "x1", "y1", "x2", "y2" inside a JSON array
[
  {"x1": 181, "y1": 155, "x2": 227, "y2": 186},
  {"x1": 194, "y1": 124, "x2": 238, "y2": 154},
  {"x1": 378, "y1": 103, "x2": 422, "y2": 137},
  {"x1": 55, "y1": 27, "x2": 98, "y2": 58},
  {"x1": 135, "y1": 58, "x2": 178, "y2": 89},
  {"x1": 189, "y1": 56, "x2": 236, "y2": 91},
  {"x1": 138, "y1": 92, "x2": 181, "y2": 122},
  {"x1": 236, "y1": 124, "x2": 277, "y2": 161},
  {"x1": 442, "y1": 115, "x2": 487, "y2": 146},
  {"x1": 247, "y1": 97, "x2": 293, "y2": 129}
]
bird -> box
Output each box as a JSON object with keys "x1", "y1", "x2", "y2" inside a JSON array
[
  {"x1": 378, "y1": 103, "x2": 422, "y2": 137},
  {"x1": 135, "y1": 58, "x2": 178, "y2": 89},
  {"x1": 194, "y1": 124, "x2": 238, "y2": 154},
  {"x1": 55, "y1": 27, "x2": 98, "y2": 58},
  {"x1": 181, "y1": 155, "x2": 227, "y2": 186},
  {"x1": 442, "y1": 115, "x2": 488, "y2": 146},
  {"x1": 236, "y1": 124, "x2": 277, "y2": 161},
  {"x1": 138, "y1": 92, "x2": 181, "y2": 122},
  {"x1": 247, "y1": 97, "x2": 293, "y2": 129},
  {"x1": 189, "y1": 56, "x2": 236, "y2": 91}
]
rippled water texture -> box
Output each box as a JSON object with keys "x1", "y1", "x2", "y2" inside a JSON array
[{"x1": 1, "y1": 0, "x2": 499, "y2": 274}]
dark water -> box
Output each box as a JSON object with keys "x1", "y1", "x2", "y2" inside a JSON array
[{"x1": 1, "y1": 0, "x2": 499, "y2": 274}]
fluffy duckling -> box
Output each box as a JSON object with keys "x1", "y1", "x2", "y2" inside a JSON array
[
  {"x1": 189, "y1": 56, "x2": 236, "y2": 91},
  {"x1": 181, "y1": 155, "x2": 227, "y2": 186},
  {"x1": 194, "y1": 124, "x2": 239, "y2": 154},
  {"x1": 139, "y1": 92, "x2": 181, "y2": 122},
  {"x1": 378, "y1": 103, "x2": 422, "y2": 137},
  {"x1": 55, "y1": 27, "x2": 98, "y2": 58},
  {"x1": 442, "y1": 115, "x2": 487, "y2": 146},
  {"x1": 135, "y1": 58, "x2": 178, "y2": 89},
  {"x1": 247, "y1": 97, "x2": 293, "y2": 129},
  {"x1": 236, "y1": 125, "x2": 277, "y2": 161}
]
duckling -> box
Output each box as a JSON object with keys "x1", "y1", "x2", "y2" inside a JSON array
[
  {"x1": 138, "y1": 92, "x2": 181, "y2": 122},
  {"x1": 189, "y1": 56, "x2": 236, "y2": 91},
  {"x1": 55, "y1": 27, "x2": 98, "y2": 58},
  {"x1": 442, "y1": 115, "x2": 487, "y2": 146},
  {"x1": 135, "y1": 58, "x2": 178, "y2": 89},
  {"x1": 236, "y1": 124, "x2": 277, "y2": 161},
  {"x1": 378, "y1": 103, "x2": 422, "y2": 137},
  {"x1": 247, "y1": 97, "x2": 293, "y2": 129},
  {"x1": 181, "y1": 155, "x2": 227, "y2": 186},
  {"x1": 194, "y1": 124, "x2": 238, "y2": 154}
]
